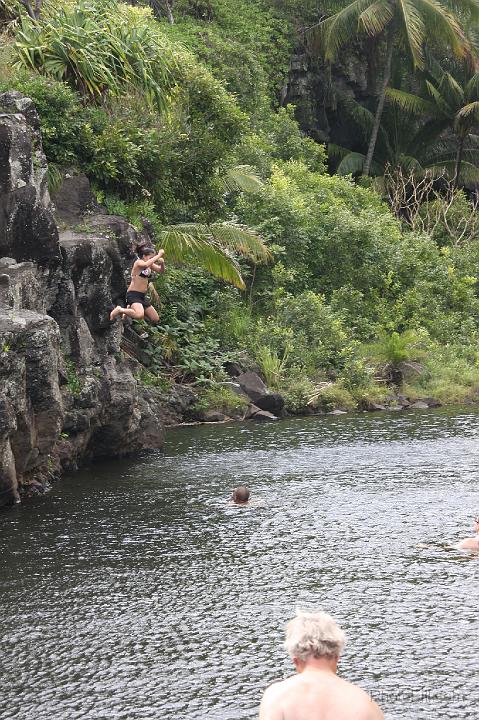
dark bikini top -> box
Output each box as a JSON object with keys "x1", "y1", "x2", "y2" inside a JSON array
[{"x1": 139, "y1": 267, "x2": 153, "y2": 278}]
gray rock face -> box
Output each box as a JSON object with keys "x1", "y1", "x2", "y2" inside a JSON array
[
  {"x1": 250, "y1": 409, "x2": 278, "y2": 422},
  {"x1": 0, "y1": 97, "x2": 59, "y2": 268},
  {"x1": 396, "y1": 361, "x2": 425, "y2": 381},
  {"x1": 236, "y1": 371, "x2": 268, "y2": 402},
  {"x1": 0, "y1": 93, "x2": 192, "y2": 507},
  {"x1": 254, "y1": 392, "x2": 285, "y2": 417},
  {"x1": 52, "y1": 172, "x2": 99, "y2": 224}
]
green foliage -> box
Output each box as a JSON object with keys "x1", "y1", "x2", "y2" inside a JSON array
[
  {"x1": 237, "y1": 161, "x2": 400, "y2": 297},
  {"x1": 362, "y1": 329, "x2": 428, "y2": 366},
  {"x1": 5, "y1": 30, "x2": 246, "y2": 212},
  {"x1": 65, "y1": 358, "x2": 81, "y2": 397},
  {"x1": 3, "y1": 0, "x2": 479, "y2": 410},
  {"x1": 163, "y1": 0, "x2": 292, "y2": 112},
  {"x1": 308, "y1": 382, "x2": 356, "y2": 412},
  {"x1": 137, "y1": 267, "x2": 238, "y2": 382},
  {"x1": 14, "y1": 2, "x2": 176, "y2": 110},
  {"x1": 194, "y1": 384, "x2": 248, "y2": 415},
  {"x1": 0, "y1": 75, "x2": 83, "y2": 164},
  {"x1": 236, "y1": 106, "x2": 327, "y2": 176},
  {"x1": 281, "y1": 374, "x2": 317, "y2": 414},
  {"x1": 404, "y1": 345, "x2": 479, "y2": 404},
  {"x1": 136, "y1": 368, "x2": 172, "y2": 391},
  {"x1": 256, "y1": 345, "x2": 288, "y2": 390}
]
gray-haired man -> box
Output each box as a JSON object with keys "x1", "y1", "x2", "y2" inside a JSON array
[{"x1": 259, "y1": 611, "x2": 384, "y2": 720}]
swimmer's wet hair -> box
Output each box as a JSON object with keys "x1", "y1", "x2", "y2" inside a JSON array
[
  {"x1": 233, "y1": 485, "x2": 250, "y2": 501},
  {"x1": 284, "y1": 611, "x2": 346, "y2": 661}
]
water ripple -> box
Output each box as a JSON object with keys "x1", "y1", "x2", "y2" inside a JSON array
[{"x1": 1, "y1": 409, "x2": 478, "y2": 719}]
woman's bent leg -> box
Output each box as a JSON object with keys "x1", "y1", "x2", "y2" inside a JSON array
[
  {"x1": 110, "y1": 303, "x2": 145, "y2": 321},
  {"x1": 144, "y1": 305, "x2": 160, "y2": 324}
]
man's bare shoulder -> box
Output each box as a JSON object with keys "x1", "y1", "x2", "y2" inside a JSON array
[
  {"x1": 337, "y1": 678, "x2": 384, "y2": 720},
  {"x1": 259, "y1": 676, "x2": 296, "y2": 719},
  {"x1": 259, "y1": 673, "x2": 383, "y2": 720},
  {"x1": 316, "y1": 673, "x2": 384, "y2": 720}
]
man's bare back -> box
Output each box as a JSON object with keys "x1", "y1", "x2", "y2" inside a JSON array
[
  {"x1": 259, "y1": 612, "x2": 384, "y2": 720},
  {"x1": 259, "y1": 666, "x2": 383, "y2": 720}
]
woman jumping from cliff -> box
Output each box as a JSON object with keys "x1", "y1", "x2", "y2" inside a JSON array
[{"x1": 110, "y1": 243, "x2": 165, "y2": 324}]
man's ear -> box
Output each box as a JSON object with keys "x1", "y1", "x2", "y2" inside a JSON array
[{"x1": 293, "y1": 657, "x2": 304, "y2": 672}]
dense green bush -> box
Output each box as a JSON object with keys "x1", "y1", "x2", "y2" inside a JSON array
[{"x1": 164, "y1": 0, "x2": 292, "y2": 112}]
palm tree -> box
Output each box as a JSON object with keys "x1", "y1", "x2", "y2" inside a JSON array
[
  {"x1": 328, "y1": 94, "x2": 453, "y2": 178},
  {"x1": 386, "y1": 60, "x2": 479, "y2": 186},
  {"x1": 308, "y1": 0, "x2": 479, "y2": 176}
]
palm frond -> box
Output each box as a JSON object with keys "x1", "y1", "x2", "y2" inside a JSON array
[
  {"x1": 327, "y1": 143, "x2": 351, "y2": 160},
  {"x1": 440, "y1": 72, "x2": 464, "y2": 106},
  {"x1": 456, "y1": 100, "x2": 479, "y2": 121},
  {"x1": 307, "y1": 0, "x2": 374, "y2": 60},
  {"x1": 222, "y1": 165, "x2": 264, "y2": 194},
  {"x1": 425, "y1": 79, "x2": 453, "y2": 115},
  {"x1": 397, "y1": 154, "x2": 425, "y2": 172},
  {"x1": 165, "y1": 223, "x2": 270, "y2": 264},
  {"x1": 158, "y1": 229, "x2": 246, "y2": 289},
  {"x1": 386, "y1": 87, "x2": 436, "y2": 114},
  {"x1": 425, "y1": 160, "x2": 479, "y2": 182},
  {"x1": 465, "y1": 73, "x2": 479, "y2": 101},
  {"x1": 336, "y1": 151, "x2": 367, "y2": 174},
  {"x1": 208, "y1": 223, "x2": 271, "y2": 263},
  {"x1": 397, "y1": 0, "x2": 426, "y2": 68},
  {"x1": 413, "y1": 0, "x2": 469, "y2": 61},
  {"x1": 443, "y1": 0, "x2": 479, "y2": 24},
  {"x1": 358, "y1": 0, "x2": 394, "y2": 35}
]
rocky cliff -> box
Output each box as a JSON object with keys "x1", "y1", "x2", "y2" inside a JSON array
[{"x1": 0, "y1": 92, "x2": 194, "y2": 508}]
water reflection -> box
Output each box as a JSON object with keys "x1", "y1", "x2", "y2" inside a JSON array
[{"x1": 1, "y1": 409, "x2": 479, "y2": 719}]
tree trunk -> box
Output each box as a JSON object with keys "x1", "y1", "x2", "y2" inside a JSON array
[
  {"x1": 453, "y1": 134, "x2": 465, "y2": 188},
  {"x1": 363, "y1": 31, "x2": 394, "y2": 177},
  {"x1": 149, "y1": 0, "x2": 173, "y2": 23},
  {"x1": 165, "y1": 0, "x2": 174, "y2": 24}
]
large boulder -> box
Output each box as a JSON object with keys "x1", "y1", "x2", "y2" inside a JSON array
[
  {"x1": 236, "y1": 371, "x2": 268, "y2": 401},
  {"x1": 52, "y1": 172, "x2": 99, "y2": 225},
  {"x1": 396, "y1": 361, "x2": 425, "y2": 381},
  {"x1": 254, "y1": 392, "x2": 285, "y2": 416}
]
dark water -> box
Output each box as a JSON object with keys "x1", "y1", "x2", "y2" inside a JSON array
[{"x1": 1, "y1": 410, "x2": 479, "y2": 720}]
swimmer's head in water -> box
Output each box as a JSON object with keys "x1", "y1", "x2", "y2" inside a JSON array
[{"x1": 232, "y1": 485, "x2": 250, "y2": 503}]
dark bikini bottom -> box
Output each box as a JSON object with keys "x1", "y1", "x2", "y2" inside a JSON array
[{"x1": 126, "y1": 290, "x2": 151, "y2": 308}]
